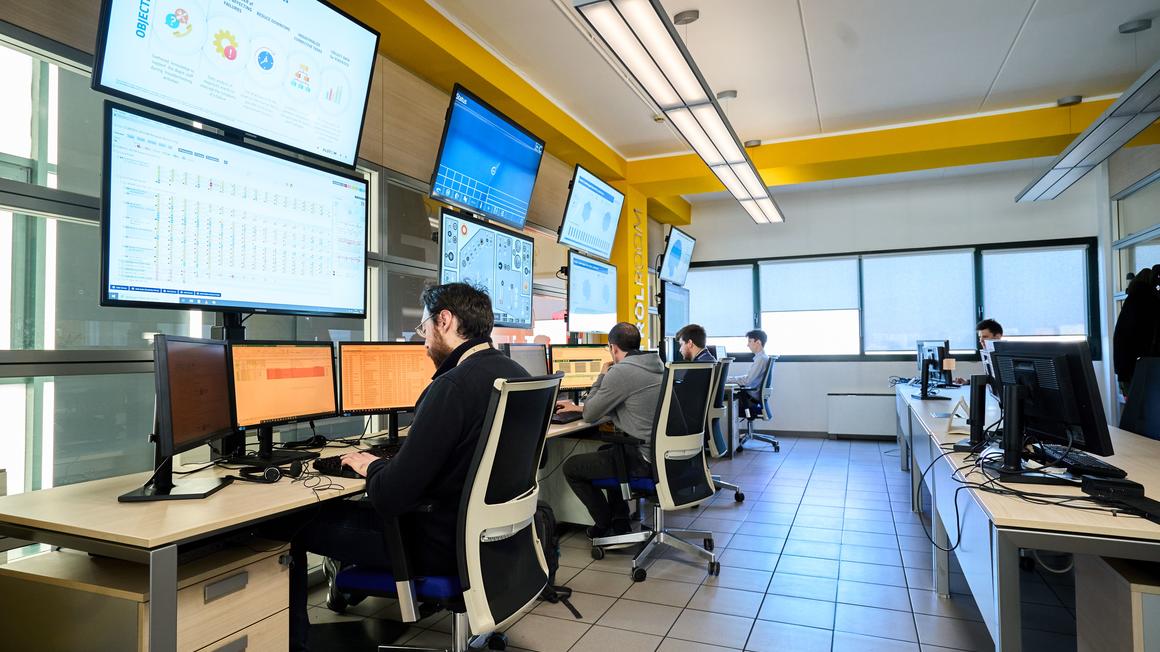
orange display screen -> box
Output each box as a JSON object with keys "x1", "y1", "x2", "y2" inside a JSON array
[
  {"x1": 231, "y1": 343, "x2": 337, "y2": 427},
  {"x1": 340, "y1": 343, "x2": 433, "y2": 413},
  {"x1": 551, "y1": 345, "x2": 612, "y2": 390}
]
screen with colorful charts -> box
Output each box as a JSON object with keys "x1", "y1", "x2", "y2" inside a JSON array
[
  {"x1": 431, "y1": 85, "x2": 545, "y2": 230},
  {"x1": 558, "y1": 165, "x2": 624, "y2": 260},
  {"x1": 101, "y1": 104, "x2": 368, "y2": 316},
  {"x1": 659, "y1": 227, "x2": 696, "y2": 286},
  {"x1": 92, "y1": 0, "x2": 379, "y2": 166},
  {"x1": 568, "y1": 251, "x2": 618, "y2": 334},
  {"x1": 439, "y1": 209, "x2": 534, "y2": 328}
]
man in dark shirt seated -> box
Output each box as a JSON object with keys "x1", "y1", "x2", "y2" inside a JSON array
[
  {"x1": 676, "y1": 323, "x2": 716, "y2": 363},
  {"x1": 278, "y1": 283, "x2": 528, "y2": 651}
]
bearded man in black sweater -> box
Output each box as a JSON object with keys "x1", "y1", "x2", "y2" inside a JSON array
[{"x1": 281, "y1": 282, "x2": 528, "y2": 651}]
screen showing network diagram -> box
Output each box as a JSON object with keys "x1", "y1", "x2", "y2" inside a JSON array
[
  {"x1": 439, "y1": 209, "x2": 534, "y2": 328},
  {"x1": 102, "y1": 104, "x2": 368, "y2": 316},
  {"x1": 430, "y1": 85, "x2": 545, "y2": 230},
  {"x1": 92, "y1": 0, "x2": 379, "y2": 166},
  {"x1": 659, "y1": 227, "x2": 696, "y2": 286},
  {"x1": 568, "y1": 251, "x2": 618, "y2": 334},
  {"x1": 558, "y1": 165, "x2": 624, "y2": 260}
]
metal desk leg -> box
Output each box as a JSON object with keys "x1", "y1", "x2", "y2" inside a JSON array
[
  {"x1": 932, "y1": 509, "x2": 950, "y2": 598},
  {"x1": 992, "y1": 528, "x2": 1023, "y2": 652},
  {"x1": 911, "y1": 451, "x2": 922, "y2": 513},
  {"x1": 725, "y1": 389, "x2": 736, "y2": 459},
  {"x1": 149, "y1": 544, "x2": 178, "y2": 652}
]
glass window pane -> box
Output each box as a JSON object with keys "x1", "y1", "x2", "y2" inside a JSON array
[
  {"x1": 761, "y1": 309, "x2": 860, "y2": 356},
  {"x1": 1118, "y1": 177, "x2": 1160, "y2": 238},
  {"x1": 532, "y1": 293, "x2": 566, "y2": 344},
  {"x1": 759, "y1": 258, "x2": 859, "y2": 311},
  {"x1": 385, "y1": 180, "x2": 440, "y2": 265},
  {"x1": 386, "y1": 265, "x2": 436, "y2": 341},
  {"x1": 0, "y1": 46, "x2": 33, "y2": 160},
  {"x1": 983, "y1": 247, "x2": 1088, "y2": 337},
  {"x1": 862, "y1": 250, "x2": 975, "y2": 352},
  {"x1": 1128, "y1": 238, "x2": 1160, "y2": 274},
  {"x1": 685, "y1": 266, "x2": 753, "y2": 338}
]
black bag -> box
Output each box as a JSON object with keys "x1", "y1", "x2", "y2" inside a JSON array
[{"x1": 532, "y1": 501, "x2": 581, "y2": 618}]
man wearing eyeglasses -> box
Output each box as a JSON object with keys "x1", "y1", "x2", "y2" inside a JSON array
[{"x1": 556, "y1": 322, "x2": 664, "y2": 539}]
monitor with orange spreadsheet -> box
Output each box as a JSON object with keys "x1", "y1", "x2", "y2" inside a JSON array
[
  {"x1": 339, "y1": 342, "x2": 433, "y2": 414},
  {"x1": 229, "y1": 342, "x2": 338, "y2": 428}
]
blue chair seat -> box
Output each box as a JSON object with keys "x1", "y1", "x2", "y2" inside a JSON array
[
  {"x1": 335, "y1": 566, "x2": 463, "y2": 602},
  {"x1": 591, "y1": 477, "x2": 656, "y2": 492}
]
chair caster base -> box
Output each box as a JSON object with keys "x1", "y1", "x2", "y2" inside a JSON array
[
  {"x1": 708, "y1": 561, "x2": 721, "y2": 576},
  {"x1": 631, "y1": 567, "x2": 647, "y2": 582},
  {"x1": 734, "y1": 492, "x2": 745, "y2": 502}
]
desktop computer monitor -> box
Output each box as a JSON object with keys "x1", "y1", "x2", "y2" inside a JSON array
[
  {"x1": 916, "y1": 339, "x2": 951, "y2": 384},
  {"x1": 338, "y1": 342, "x2": 432, "y2": 415},
  {"x1": 550, "y1": 344, "x2": 613, "y2": 391},
  {"x1": 230, "y1": 342, "x2": 338, "y2": 430},
  {"x1": 501, "y1": 343, "x2": 549, "y2": 376},
  {"x1": 991, "y1": 340, "x2": 1113, "y2": 456}
]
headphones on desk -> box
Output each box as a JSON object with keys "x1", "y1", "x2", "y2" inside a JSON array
[{"x1": 233, "y1": 461, "x2": 304, "y2": 484}]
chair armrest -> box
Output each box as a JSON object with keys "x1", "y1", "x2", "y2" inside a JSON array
[{"x1": 380, "y1": 501, "x2": 438, "y2": 623}]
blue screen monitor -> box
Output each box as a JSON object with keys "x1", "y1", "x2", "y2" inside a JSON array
[
  {"x1": 659, "y1": 227, "x2": 696, "y2": 286},
  {"x1": 439, "y1": 208, "x2": 534, "y2": 328},
  {"x1": 101, "y1": 103, "x2": 369, "y2": 317},
  {"x1": 663, "y1": 282, "x2": 689, "y2": 337},
  {"x1": 568, "y1": 251, "x2": 618, "y2": 334},
  {"x1": 558, "y1": 165, "x2": 624, "y2": 260},
  {"x1": 431, "y1": 85, "x2": 545, "y2": 230},
  {"x1": 92, "y1": 0, "x2": 380, "y2": 167}
]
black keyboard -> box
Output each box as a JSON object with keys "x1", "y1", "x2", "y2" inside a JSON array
[
  {"x1": 1031, "y1": 444, "x2": 1127, "y2": 479},
  {"x1": 551, "y1": 411, "x2": 583, "y2": 425},
  {"x1": 312, "y1": 442, "x2": 401, "y2": 479}
]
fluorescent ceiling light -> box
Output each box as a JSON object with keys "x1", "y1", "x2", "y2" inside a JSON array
[
  {"x1": 1017, "y1": 56, "x2": 1160, "y2": 202},
  {"x1": 575, "y1": 0, "x2": 782, "y2": 225}
]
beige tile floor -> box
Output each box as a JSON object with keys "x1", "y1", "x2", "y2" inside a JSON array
[{"x1": 308, "y1": 435, "x2": 1079, "y2": 651}]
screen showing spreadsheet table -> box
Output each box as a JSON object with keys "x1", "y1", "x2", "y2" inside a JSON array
[
  {"x1": 339, "y1": 343, "x2": 433, "y2": 413},
  {"x1": 230, "y1": 343, "x2": 337, "y2": 427},
  {"x1": 550, "y1": 345, "x2": 613, "y2": 390}
]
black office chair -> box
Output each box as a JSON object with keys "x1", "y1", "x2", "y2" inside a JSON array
[
  {"x1": 706, "y1": 358, "x2": 744, "y2": 501},
  {"x1": 738, "y1": 355, "x2": 780, "y2": 452},
  {"x1": 327, "y1": 373, "x2": 563, "y2": 651},
  {"x1": 1121, "y1": 357, "x2": 1160, "y2": 440},
  {"x1": 587, "y1": 362, "x2": 720, "y2": 581}
]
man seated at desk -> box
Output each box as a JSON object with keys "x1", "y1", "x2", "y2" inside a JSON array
[
  {"x1": 676, "y1": 323, "x2": 716, "y2": 362},
  {"x1": 729, "y1": 329, "x2": 769, "y2": 418},
  {"x1": 556, "y1": 322, "x2": 663, "y2": 539},
  {"x1": 955, "y1": 318, "x2": 1004, "y2": 385},
  {"x1": 273, "y1": 282, "x2": 528, "y2": 651}
]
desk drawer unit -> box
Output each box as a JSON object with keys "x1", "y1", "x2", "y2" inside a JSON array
[
  {"x1": 197, "y1": 609, "x2": 289, "y2": 652},
  {"x1": 170, "y1": 548, "x2": 288, "y2": 651}
]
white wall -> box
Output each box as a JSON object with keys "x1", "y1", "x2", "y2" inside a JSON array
[{"x1": 686, "y1": 165, "x2": 1109, "y2": 433}]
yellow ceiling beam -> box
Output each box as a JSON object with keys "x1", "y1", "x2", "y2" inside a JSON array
[
  {"x1": 626, "y1": 100, "x2": 1132, "y2": 197},
  {"x1": 335, "y1": 0, "x2": 627, "y2": 181},
  {"x1": 646, "y1": 195, "x2": 692, "y2": 225}
]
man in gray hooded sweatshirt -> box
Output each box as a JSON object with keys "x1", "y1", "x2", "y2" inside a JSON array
[{"x1": 557, "y1": 322, "x2": 664, "y2": 538}]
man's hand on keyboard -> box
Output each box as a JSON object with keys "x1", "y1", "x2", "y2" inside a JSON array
[
  {"x1": 340, "y1": 451, "x2": 380, "y2": 478},
  {"x1": 555, "y1": 400, "x2": 583, "y2": 414}
]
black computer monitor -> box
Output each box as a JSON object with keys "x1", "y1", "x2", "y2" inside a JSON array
[
  {"x1": 550, "y1": 344, "x2": 613, "y2": 391},
  {"x1": 120, "y1": 335, "x2": 234, "y2": 502},
  {"x1": 916, "y1": 339, "x2": 951, "y2": 385},
  {"x1": 501, "y1": 343, "x2": 549, "y2": 376}
]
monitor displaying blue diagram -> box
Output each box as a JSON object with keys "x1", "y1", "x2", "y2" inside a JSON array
[
  {"x1": 439, "y1": 209, "x2": 534, "y2": 328},
  {"x1": 431, "y1": 85, "x2": 545, "y2": 230},
  {"x1": 558, "y1": 165, "x2": 624, "y2": 260},
  {"x1": 568, "y1": 251, "x2": 618, "y2": 334},
  {"x1": 659, "y1": 227, "x2": 696, "y2": 286}
]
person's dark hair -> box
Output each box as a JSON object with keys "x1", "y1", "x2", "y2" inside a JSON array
[
  {"x1": 976, "y1": 319, "x2": 1003, "y2": 336},
  {"x1": 745, "y1": 329, "x2": 767, "y2": 346},
  {"x1": 608, "y1": 322, "x2": 642, "y2": 352},
  {"x1": 675, "y1": 323, "x2": 707, "y2": 349},
  {"x1": 421, "y1": 282, "x2": 493, "y2": 339},
  {"x1": 1127, "y1": 268, "x2": 1156, "y2": 297}
]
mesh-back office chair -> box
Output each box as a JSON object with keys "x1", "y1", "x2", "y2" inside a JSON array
[
  {"x1": 1122, "y1": 357, "x2": 1160, "y2": 440},
  {"x1": 738, "y1": 355, "x2": 780, "y2": 452},
  {"x1": 328, "y1": 374, "x2": 562, "y2": 652},
  {"x1": 588, "y1": 362, "x2": 721, "y2": 581},
  {"x1": 706, "y1": 359, "x2": 744, "y2": 502}
]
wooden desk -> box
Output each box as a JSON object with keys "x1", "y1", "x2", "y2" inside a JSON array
[{"x1": 896, "y1": 385, "x2": 1160, "y2": 651}]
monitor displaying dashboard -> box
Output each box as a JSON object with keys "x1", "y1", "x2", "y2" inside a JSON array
[
  {"x1": 439, "y1": 208, "x2": 534, "y2": 328},
  {"x1": 229, "y1": 341, "x2": 337, "y2": 429},
  {"x1": 101, "y1": 103, "x2": 368, "y2": 317},
  {"x1": 663, "y1": 282, "x2": 690, "y2": 338},
  {"x1": 430, "y1": 85, "x2": 545, "y2": 230},
  {"x1": 91, "y1": 0, "x2": 379, "y2": 166},
  {"x1": 339, "y1": 342, "x2": 432, "y2": 414},
  {"x1": 550, "y1": 344, "x2": 613, "y2": 391},
  {"x1": 568, "y1": 251, "x2": 617, "y2": 334},
  {"x1": 659, "y1": 227, "x2": 696, "y2": 286},
  {"x1": 558, "y1": 165, "x2": 624, "y2": 260}
]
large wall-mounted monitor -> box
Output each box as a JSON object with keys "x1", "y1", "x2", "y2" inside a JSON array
[
  {"x1": 663, "y1": 282, "x2": 690, "y2": 338},
  {"x1": 430, "y1": 84, "x2": 545, "y2": 230},
  {"x1": 439, "y1": 208, "x2": 534, "y2": 328},
  {"x1": 659, "y1": 227, "x2": 696, "y2": 286},
  {"x1": 101, "y1": 103, "x2": 368, "y2": 317},
  {"x1": 338, "y1": 342, "x2": 432, "y2": 414},
  {"x1": 557, "y1": 164, "x2": 624, "y2": 260},
  {"x1": 568, "y1": 251, "x2": 618, "y2": 334},
  {"x1": 92, "y1": 0, "x2": 379, "y2": 167}
]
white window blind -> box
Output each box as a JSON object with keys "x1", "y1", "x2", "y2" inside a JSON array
[
  {"x1": 862, "y1": 250, "x2": 975, "y2": 352},
  {"x1": 685, "y1": 266, "x2": 754, "y2": 338},
  {"x1": 982, "y1": 246, "x2": 1087, "y2": 337}
]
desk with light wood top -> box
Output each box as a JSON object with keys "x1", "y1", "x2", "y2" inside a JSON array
[{"x1": 897, "y1": 385, "x2": 1160, "y2": 652}]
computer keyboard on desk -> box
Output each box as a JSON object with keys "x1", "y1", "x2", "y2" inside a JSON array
[
  {"x1": 1031, "y1": 443, "x2": 1127, "y2": 479},
  {"x1": 551, "y1": 411, "x2": 583, "y2": 425},
  {"x1": 312, "y1": 442, "x2": 401, "y2": 479}
]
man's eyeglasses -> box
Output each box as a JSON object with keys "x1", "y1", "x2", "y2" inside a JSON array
[{"x1": 415, "y1": 315, "x2": 433, "y2": 338}]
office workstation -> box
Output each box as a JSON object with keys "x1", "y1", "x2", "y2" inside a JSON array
[{"x1": 3, "y1": 1, "x2": 1160, "y2": 651}]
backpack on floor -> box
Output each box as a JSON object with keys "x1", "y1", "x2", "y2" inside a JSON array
[{"x1": 532, "y1": 501, "x2": 582, "y2": 618}]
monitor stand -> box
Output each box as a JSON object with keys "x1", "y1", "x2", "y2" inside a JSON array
[
  {"x1": 225, "y1": 424, "x2": 320, "y2": 466},
  {"x1": 979, "y1": 384, "x2": 1076, "y2": 486},
  {"x1": 912, "y1": 358, "x2": 950, "y2": 401},
  {"x1": 119, "y1": 440, "x2": 230, "y2": 503}
]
